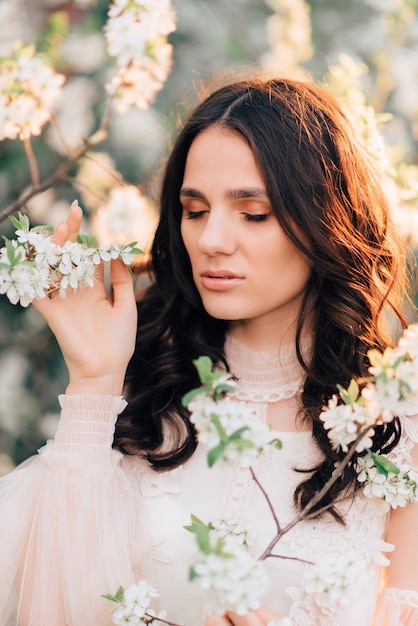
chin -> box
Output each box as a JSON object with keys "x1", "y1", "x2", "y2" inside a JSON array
[{"x1": 201, "y1": 303, "x2": 244, "y2": 322}]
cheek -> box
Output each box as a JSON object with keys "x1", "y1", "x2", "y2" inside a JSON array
[
  {"x1": 180, "y1": 223, "x2": 198, "y2": 272},
  {"x1": 262, "y1": 239, "x2": 311, "y2": 287},
  {"x1": 180, "y1": 223, "x2": 192, "y2": 256}
]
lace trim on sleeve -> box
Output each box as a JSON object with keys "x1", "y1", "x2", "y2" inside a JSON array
[
  {"x1": 388, "y1": 412, "x2": 418, "y2": 468},
  {"x1": 375, "y1": 587, "x2": 418, "y2": 625},
  {"x1": 40, "y1": 394, "x2": 127, "y2": 465}
]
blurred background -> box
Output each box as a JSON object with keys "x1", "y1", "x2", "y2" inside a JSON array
[{"x1": 0, "y1": 0, "x2": 417, "y2": 473}]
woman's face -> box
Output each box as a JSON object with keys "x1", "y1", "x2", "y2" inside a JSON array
[{"x1": 180, "y1": 126, "x2": 312, "y2": 344}]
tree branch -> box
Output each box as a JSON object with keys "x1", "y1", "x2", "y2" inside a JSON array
[{"x1": 0, "y1": 127, "x2": 109, "y2": 225}]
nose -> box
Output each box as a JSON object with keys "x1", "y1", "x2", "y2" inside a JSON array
[{"x1": 197, "y1": 208, "x2": 237, "y2": 256}]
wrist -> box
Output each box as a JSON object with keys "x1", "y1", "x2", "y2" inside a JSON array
[{"x1": 66, "y1": 373, "x2": 125, "y2": 397}]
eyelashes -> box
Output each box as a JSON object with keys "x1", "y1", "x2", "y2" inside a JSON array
[{"x1": 183, "y1": 210, "x2": 271, "y2": 222}]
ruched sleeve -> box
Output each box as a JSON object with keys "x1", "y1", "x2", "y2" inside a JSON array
[
  {"x1": 0, "y1": 395, "x2": 152, "y2": 626},
  {"x1": 374, "y1": 410, "x2": 418, "y2": 625}
]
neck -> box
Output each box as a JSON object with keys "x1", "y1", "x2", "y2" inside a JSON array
[
  {"x1": 224, "y1": 333, "x2": 312, "y2": 403},
  {"x1": 228, "y1": 317, "x2": 311, "y2": 352}
]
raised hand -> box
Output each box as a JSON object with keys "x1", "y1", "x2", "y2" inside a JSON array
[{"x1": 33, "y1": 201, "x2": 138, "y2": 396}]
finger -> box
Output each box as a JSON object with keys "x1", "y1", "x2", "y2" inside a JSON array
[
  {"x1": 50, "y1": 200, "x2": 82, "y2": 246},
  {"x1": 254, "y1": 607, "x2": 284, "y2": 623},
  {"x1": 110, "y1": 259, "x2": 136, "y2": 309},
  {"x1": 66, "y1": 200, "x2": 83, "y2": 242},
  {"x1": 225, "y1": 611, "x2": 261, "y2": 626},
  {"x1": 50, "y1": 221, "x2": 69, "y2": 246},
  {"x1": 206, "y1": 614, "x2": 233, "y2": 626}
]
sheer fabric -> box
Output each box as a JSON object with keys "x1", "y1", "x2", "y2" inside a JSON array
[
  {"x1": 0, "y1": 396, "x2": 152, "y2": 626},
  {"x1": 374, "y1": 588, "x2": 418, "y2": 625},
  {"x1": 0, "y1": 337, "x2": 418, "y2": 625}
]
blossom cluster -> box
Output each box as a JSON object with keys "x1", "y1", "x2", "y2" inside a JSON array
[
  {"x1": 303, "y1": 551, "x2": 369, "y2": 607},
  {"x1": 103, "y1": 582, "x2": 166, "y2": 625},
  {"x1": 187, "y1": 393, "x2": 281, "y2": 468},
  {"x1": 0, "y1": 44, "x2": 65, "y2": 141},
  {"x1": 191, "y1": 544, "x2": 268, "y2": 616},
  {"x1": 104, "y1": 0, "x2": 176, "y2": 112},
  {"x1": 186, "y1": 516, "x2": 268, "y2": 616},
  {"x1": 184, "y1": 356, "x2": 282, "y2": 468},
  {"x1": 320, "y1": 325, "x2": 418, "y2": 454},
  {"x1": 356, "y1": 452, "x2": 417, "y2": 508},
  {"x1": 0, "y1": 211, "x2": 141, "y2": 307}
]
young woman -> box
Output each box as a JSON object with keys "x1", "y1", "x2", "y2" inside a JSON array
[{"x1": 0, "y1": 78, "x2": 417, "y2": 626}]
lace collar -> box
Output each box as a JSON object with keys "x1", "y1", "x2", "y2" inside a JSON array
[{"x1": 224, "y1": 333, "x2": 311, "y2": 403}]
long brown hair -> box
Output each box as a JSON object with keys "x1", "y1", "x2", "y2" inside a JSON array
[{"x1": 116, "y1": 77, "x2": 411, "y2": 516}]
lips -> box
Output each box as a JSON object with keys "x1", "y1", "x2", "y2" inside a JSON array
[
  {"x1": 201, "y1": 270, "x2": 243, "y2": 279},
  {"x1": 200, "y1": 269, "x2": 244, "y2": 291}
]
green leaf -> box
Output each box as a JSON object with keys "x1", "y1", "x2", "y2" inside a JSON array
[
  {"x1": 270, "y1": 438, "x2": 283, "y2": 450},
  {"x1": 233, "y1": 439, "x2": 255, "y2": 450},
  {"x1": 183, "y1": 515, "x2": 213, "y2": 553},
  {"x1": 4, "y1": 239, "x2": 16, "y2": 266},
  {"x1": 367, "y1": 449, "x2": 400, "y2": 477},
  {"x1": 214, "y1": 383, "x2": 236, "y2": 395},
  {"x1": 9, "y1": 212, "x2": 30, "y2": 232},
  {"x1": 210, "y1": 412, "x2": 228, "y2": 442},
  {"x1": 76, "y1": 233, "x2": 98, "y2": 247},
  {"x1": 181, "y1": 386, "x2": 205, "y2": 408},
  {"x1": 32, "y1": 225, "x2": 54, "y2": 233},
  {"x1": 100, "y1": 593, "x2": 119, "y2": 603},
  {"x1": 193, "y1": 355, "x2": 215, "y2": 386},
  {"x1": 123, "y1": 242, "x2": 143, "y2": 255},
  {"x1": 9, "y1": 215, "x2": 23, "y2": 230},
  {"x1": 100, "y1": 586, "x2": 125, "y2": 603},
  {"x1": 228, "y1": 426, "x2": 250, "y2": 440},
  {"x1": 207, "y1": 441, "x2": 226, "y2": 467},
  {"x1": 337, "y1": 378, "x2": 359, "y2": 405}
]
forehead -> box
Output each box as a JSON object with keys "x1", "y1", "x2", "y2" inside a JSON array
[{"x1": 183, "y1": 126, "x2": 265, "y2": 188}]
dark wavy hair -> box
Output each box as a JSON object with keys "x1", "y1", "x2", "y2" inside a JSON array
[{"x1": 115, "y1": 77, "x2": 410, "y2": 517}]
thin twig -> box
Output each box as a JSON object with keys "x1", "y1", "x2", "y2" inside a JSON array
[
  {"x1": 0, "y1": 127, "x2": 109, "y2": 224},
  {"x1": 250, "y1": 466, "x2": 281, "y2": 534},
  {"x1": 145, "y1": 610, "x2": 187, "y2": 626},
  {"x1": 49, "y1": 111, "x2": 73, "y2": 158},
  {"x1": 266, "y1": 553, "x2": 314, "y2": 565},
  {"x1": 23, "y1": 136, "x2": 40, "y2": 186},
  {"x1": 257, "y1": 426, "x2": 373, "y2": 560}
]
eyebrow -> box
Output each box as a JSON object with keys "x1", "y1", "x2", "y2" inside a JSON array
[{"x1": 179, "y1": 187, "x2": 269, "y2": 200}]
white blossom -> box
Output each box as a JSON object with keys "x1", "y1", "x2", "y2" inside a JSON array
[
  {"x1": 0, "y1": 262, "x2": 49, "y2": 307},
  {"x1": 191, "y1": 543, "x2": 268, "y2": 616},
  {"x1": 303, "y1": 551, "x2": 369, "y2": 607},
  {"x1": 106, "y1": 0, "x2": 176, "y2": 66},
  {"x1": 0, "y1": 213, "x2": 140, "y2": 306},
  {"x1": 188, "y1": 394, "x2": 279, "y2": 467},
  {"x1": 319, "y1": 395, "x2": 375, "y2": 453},
  {"x1": 92, "y1": 185, "x2": 158, "y2": 253},
  {"x1": 211, "y1": 516, "x2": 254, "y2": 548},
  {"x1": 0, "y1": 46, "x2": 65, "y2": 141},
  {"x1": 356, "y1": 454, "x2": 417, "y2": 508},
  {"x1": 110, "y1": 581, "x2": 159, "y2": 625},
  {"x1": 104, "y1": 0, "x2": 176, "y2": 112},
  {"x1": 396, "y1": 324, "x2": 418, "y2": 362}
]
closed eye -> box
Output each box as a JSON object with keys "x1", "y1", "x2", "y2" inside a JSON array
[
  {"x1": 244, "y1": 213, "x2": 270, "y2": 222},
  {"x1": 183, "y1": 210, "x2": 206, "y2": 220}
]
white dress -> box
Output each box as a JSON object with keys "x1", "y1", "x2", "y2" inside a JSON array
[{"x1": 0, "y1": 335, "x2": 418, "y2": 626}]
